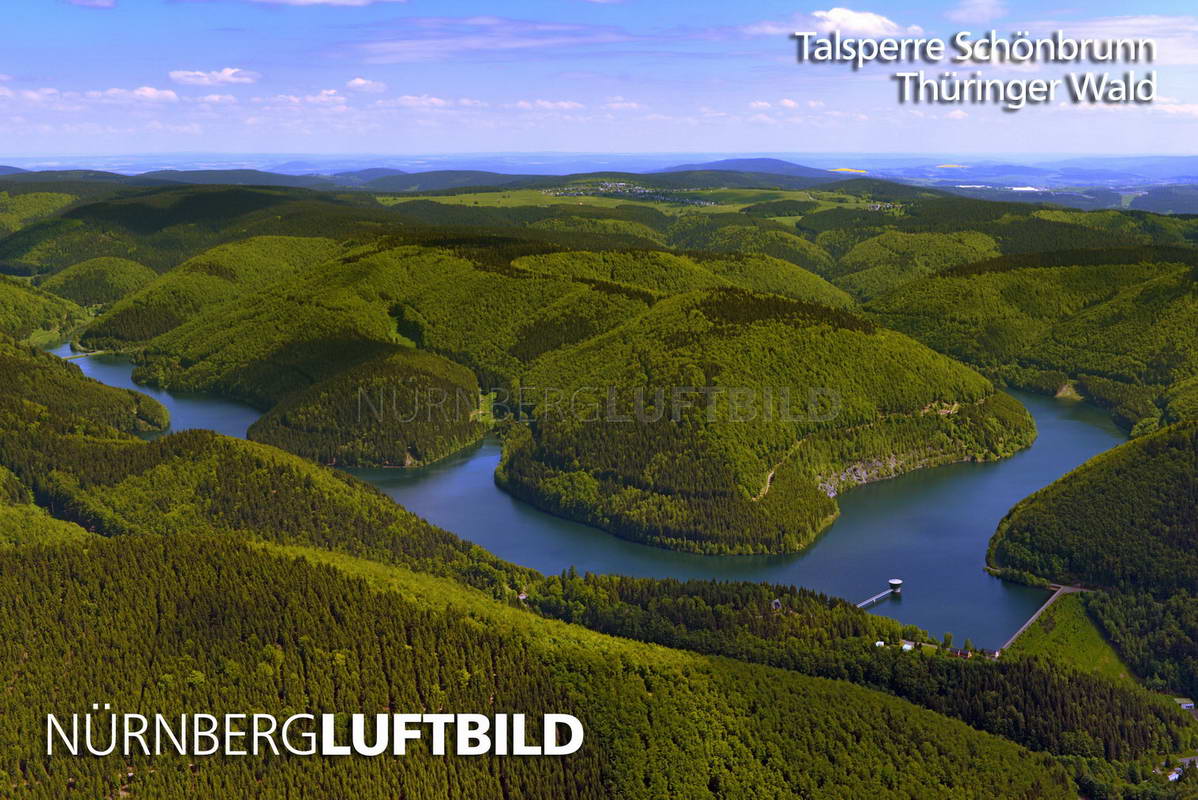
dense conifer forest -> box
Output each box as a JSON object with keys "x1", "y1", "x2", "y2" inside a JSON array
[
  {"x1": 4, "y1": 173, "x2": 1198, "y2": 796},
  {"x1": 990, "y1": 421, "x2": 1198, "y2": 706},
  {"x1": 7, "y1": 184, "x2": 1058, "y2": 553},
  {"x1": 0, "y1": 335, "x2": 1192, "y2": 799},
  {"x1": 0, "y1": 536, "x2": 1083, "y2": 799},
  {"x1": 36, "y1": 256, "x2": 158, "y2": 307},
  {"x1": 248, "y1": 347, "x2": 490, "y2": 467}
]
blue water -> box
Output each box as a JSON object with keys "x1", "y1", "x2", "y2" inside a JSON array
[
  {"x1": 48, "y1": 343, "x2": 260, "y2": 439},
  {"x1": 54, "y1": 344, "x2": 1125, "y2": 648}
]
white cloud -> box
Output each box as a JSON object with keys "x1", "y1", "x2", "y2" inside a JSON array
[
  {"x1": 946, "y1": 0, "x2": 1007, "y2": 24},
  {"x1": 304, "y1": 89, "x2": 343, "y2": 104},
  {"x1": 379, "y1": 94, "x2": 452, "y2": 108},
  {"x1": 86, "y1": 86, "x2": 179, "y2": 103},
  {"x1": 346, "y1": 77, "x2": 387, "y2": 93},
  {"x1": 169, "y1": 68, "x2": 260, "y2": 86},
  {"x1": 749, "y1": 100, "x2": 772, "y2": 109},
  {"x1": 946, "y1": 109, "x2": 969, "y2": 119},
  {"x1": 808, "y1": 99, "x2": 826, "y2": 108},
  {"x1": 457, "y1": 97, "x2": 487, "y2": 107},
  {"x1": 779, "y1": 98, "x2": 798, "y2": 108},
  {"x1": 250, "y1": 90, "x2": 346, "y2": 111},
  {"x1": 515, "y1": 99, "x2": 585, "y2": 110},
  {"x1": 0, "y1": 74, "x2": 11, "y2": 82},
  {"x1": 1154, "y1": 103, "x2": 1198, "y2": 118},
  {"x1": 743, "y1": 8, "x2": 922, "y2": 38},
  {"x1": 811, "y1": 8, "x2": 924, "y2": 37},
  {"x1": 67, "y1": 0, "x2": 116, "y2": 7},
  {"x1": 195, "y1": 94, "x2": 238, "y2": 104},
  {"x1": 603, "y1": 95, "x2": 643, "y2": 110}
]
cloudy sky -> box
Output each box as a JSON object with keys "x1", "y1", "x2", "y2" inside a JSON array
[{"x1": 2, "y1": 0, "x2": 1197, "y2": 156}]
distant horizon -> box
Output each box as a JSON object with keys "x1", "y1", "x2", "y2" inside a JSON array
[
  {"x1": 5, "y1": 151, "x2": 1194, "y2": 159},
  {"x1": 5, "y1": 150, "x2": 1198, "y2": 177}
]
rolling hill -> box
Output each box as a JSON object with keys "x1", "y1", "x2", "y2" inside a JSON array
[
  {"x1": 988, "y1": 419, "x2": 1198, "y2": 701},
  {"x1": 0, "y1": 533, "x2": 1079, "y2": 799},
  {"x1": 0, "y1": 275, "x2": 88, "y2": 344},
  {"x1": 0, "y1": 337, "x2": 1186, "y2": 781},
  {"x1": 1, "y1": 181, "x2": 1196, "y2": 796},
  {"x1": 867, "y1": 245, "x2": 1198, "y2": 431},
  {"x1": 990, "y1": 420, "x2": 1198, "y2": 594},
  {"x1": 67, "y1": 217, "x2": 1031, "y2": 555},
  {"x1": 139, "y1": 168, "x2": 340, "y2": 189},
  {"x1": 499, "y1": 288, "x2": 1033, "y2": 554},
  {"x1": 38, "y1": 256, "x2": 157, "y2": 306}
]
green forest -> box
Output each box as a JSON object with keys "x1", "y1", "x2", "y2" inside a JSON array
[
  {"x1": 15, "y1": 184, "x2": 1062, "y2": 554},
  {"x1": 3, "y1": 172, "x2": 1198, "y2": 797},
  {"x1": 989, "y1": 421, "x2": 1198, "y2": 706}
]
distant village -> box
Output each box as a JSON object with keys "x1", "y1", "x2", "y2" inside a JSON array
[{"x1": 544, "y1": 183, "x2": 718, "y2": 206}]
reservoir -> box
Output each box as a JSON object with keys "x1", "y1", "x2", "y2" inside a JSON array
[{"x1": 50, "y1": 344, "x2": 1125, "y2": 648}]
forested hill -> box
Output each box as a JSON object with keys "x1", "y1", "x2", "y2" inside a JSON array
[
  {"x1": 1, "y1": 335, "x2": 1193, "y2": 782},
  {"x1": 74, "y1": 229, "x2": 1031, "y2": 555},
  {"x1": 0, "y1": 535, "x2": 1081, "y2": 799},
  {"x1": 0, "y1": 184, "x2": 393, "y2": 276},
  {"x1": 499, "y1": 289, "x2": 1034, "y2": 553},
  {"x1": 3, "y1": 170, "x2": 1198, "y2": 795},
  {"x1": 4, "y1": 176, "x2": 1195, "y2": 554},
  {"x1": 988, "y1": 420, "x2": 1198, "y2": 705},
  {"x1": 0, "y1": 275, "x2": 87, "y2": 345},
  {"x1": 991, "y1": 420, "x2": 1198, "y2": 594},
  {"x1": 864, "y1": 240, "x2": 1198, "y2": 435},
  {"x1": 11, "y1": 160, "x2": 1198, "y2": 210},
  {"x1": 0, "y1": 334, "x2": 167, "y2": 433}
]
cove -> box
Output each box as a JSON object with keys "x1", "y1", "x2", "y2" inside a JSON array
[{"x1": 51, "y1": 344, "x2": 1125, "y2": 649}]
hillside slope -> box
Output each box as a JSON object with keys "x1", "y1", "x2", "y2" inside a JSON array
[
  {"x1": 0, "y1": 276, "x2": 87, "y2": 344},
  {"x1": 868, "y1": 249, "x2": 1198, "y2": 431},
  {"x1": 990, "y1": 420, "x2": 1198, "y2": 593},
  {"x1": 38, "y1": 256, "x2": 157, "y2": 306},
  {"x1": 500, "y1": 288, "x2": 1034, "y2": 554},
  {"x1": 0, "y1": 534, "x2": 1077, "y2": 799},
  {"x1": 989, "y1": 420, "x2": 1198, "y2": 701}
]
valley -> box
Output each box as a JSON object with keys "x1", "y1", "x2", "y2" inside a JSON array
[
  {"x1": 3, "y1": 163, "x2": 1197, "y2": 797},
  {"x1": 56, "y1": 344, "x2": 1118, "y2": 650}
]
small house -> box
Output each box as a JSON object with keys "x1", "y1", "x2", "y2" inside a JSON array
[{"x1": 1175, "y1": 698, "x2": 1195, "y2": 710}]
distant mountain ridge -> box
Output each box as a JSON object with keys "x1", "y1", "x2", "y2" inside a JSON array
[
  {"x1": 5, "y1": 156, "x2": 1198, "y2": 212},
  {"x1": 139, "y1": 169, "x2": 338, "y2": 189},
  {"x1": 656, "y1": 158, "x2": 834, "y2": 178}
]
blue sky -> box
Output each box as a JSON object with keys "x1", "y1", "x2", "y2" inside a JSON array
[{"x1": 2, "y1": 0, "x2": 1197, "y2": 157}]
